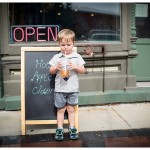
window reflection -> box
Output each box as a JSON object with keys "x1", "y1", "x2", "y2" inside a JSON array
[
  {"x1": 136, "y1": 3, "x2": 150, "y2": 38},
  {"x1": 9, "y1": 3, "x2": 121, "y2": 42}
]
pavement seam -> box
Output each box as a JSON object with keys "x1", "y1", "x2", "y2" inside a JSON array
[{"x1": 111, "y1": 106, "x2": 132, "y2": 128}]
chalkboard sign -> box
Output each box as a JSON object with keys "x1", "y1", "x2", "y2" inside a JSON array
[
  {"x1": 25, "y1": 51, "x2": 57, "y2": 120},
  {"x1": 21, "y1": 47, "x2": 78, "y2": 135}
]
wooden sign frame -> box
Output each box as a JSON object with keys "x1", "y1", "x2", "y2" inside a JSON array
[{"x1": 21, "y1": 47, "x2": 78, "y2": 135}]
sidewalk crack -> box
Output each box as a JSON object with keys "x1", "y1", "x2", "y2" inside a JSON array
[{"x1": 111, "y1": 106, "x2": 132, "y2": 128}]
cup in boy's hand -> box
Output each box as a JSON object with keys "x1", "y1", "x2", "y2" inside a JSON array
[
  {"x1": 60, "y1": 69, "x2": 70, "y2": 78},
  {"x1": 59, "y1": 59, "x2": 70, "y2": 78}
]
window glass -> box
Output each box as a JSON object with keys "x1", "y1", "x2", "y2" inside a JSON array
[
  {"x1": 136, "y1": 3, "x2": 150, "y2": 38},
  {"x1": 9, "y1": 3, "x2": 121, "y2": 43}
]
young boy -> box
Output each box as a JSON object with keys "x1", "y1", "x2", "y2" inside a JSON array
[{"x1": 49, "y1": 29, "x2": 85, "y2": 141}]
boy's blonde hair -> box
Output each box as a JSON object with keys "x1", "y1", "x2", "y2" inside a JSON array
[{"x1": 58, "y1": 29, "x2": 75, "y2": 43}]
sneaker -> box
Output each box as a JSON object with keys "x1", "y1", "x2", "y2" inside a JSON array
[
  {"x1": 69, "y1": 127, "x2": 79, "y2": 140},
  {"x1": 55, "y1": 128, "x2": 64, "y2": 141}
]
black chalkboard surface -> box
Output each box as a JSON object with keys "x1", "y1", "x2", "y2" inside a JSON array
[{"x1": 25, "y1": 51, "x2": 57, "y2": 120}]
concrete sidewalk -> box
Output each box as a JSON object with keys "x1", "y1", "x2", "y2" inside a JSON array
[{"x1": 0, "y1": 102, "x2": 150, "y2": 136}]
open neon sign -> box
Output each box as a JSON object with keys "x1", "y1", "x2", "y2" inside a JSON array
[{"x1": 10, "y1": 25, "x2": 59, "y2": 43}]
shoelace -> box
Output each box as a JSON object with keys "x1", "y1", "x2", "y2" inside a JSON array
[
  {"x1": 56, "y1": 129, "x2": 63, "y2": 135},
  {"x1": 70, "y1": 128, "x2": 77, "y2": 134}
]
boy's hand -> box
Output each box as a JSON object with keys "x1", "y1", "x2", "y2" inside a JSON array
[
  {"x1": 67, "y1": 61, "x2": 85, "y2": 74},
  {"x1": 68, "y1": 61, "x2": 77, "y2": 70},
  {"x1": 57, "y1": 61, "x2": 62, "y2": 70}
]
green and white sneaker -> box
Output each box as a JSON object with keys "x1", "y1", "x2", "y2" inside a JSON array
[
  {"x1": 55, "y1": 128, "x2": 64, "y2": 141},
  {"x1": 69, "y1": 127, "x2": 79, "y2": 140}
]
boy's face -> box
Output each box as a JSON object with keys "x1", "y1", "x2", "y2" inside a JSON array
[{"x1": 59, "y1": 39, "x2": 74, "y2": 55}]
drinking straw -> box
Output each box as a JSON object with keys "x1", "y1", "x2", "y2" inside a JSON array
[{"x1": 64, "y1": 51, "x2": 66, "y2": 71}]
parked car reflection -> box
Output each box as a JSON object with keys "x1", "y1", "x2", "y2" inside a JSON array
[{"x1": 88, "y1": 29, "x2": 120, "y2": 41}]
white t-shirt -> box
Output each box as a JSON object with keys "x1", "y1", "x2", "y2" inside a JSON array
[{"x1": 49, "y1": 51, "x2": 85, "y2": 92}]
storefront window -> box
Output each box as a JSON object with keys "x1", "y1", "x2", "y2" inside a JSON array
[
  {"x1": 9, "y1": 3, "x2": 121, "y2": 43},
  {"x1": 136, "y1": 3, "x2": 150, "y2": 38}
]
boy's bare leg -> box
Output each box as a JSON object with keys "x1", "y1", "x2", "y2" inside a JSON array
[
  {"x1": 57, "y1": 107, "x2": 66, "y2": 128},
  {"x1": 67, "y1": 105, "x2": 78, "y2": 140},
  {"x1": 55, "y1": 107, "x2": 66, "y2": 141},
  {"x1": 67, "y1": 105, "x2": 75, "y2": 127}
]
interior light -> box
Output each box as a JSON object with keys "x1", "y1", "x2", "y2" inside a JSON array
[{"x1": 91, "y1": 13, "x2": 94, "y2": 17}]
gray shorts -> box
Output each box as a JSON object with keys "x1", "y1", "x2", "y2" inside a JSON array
[{"x1": 54, "y1": 92, "x2": 78, "y2": 108}]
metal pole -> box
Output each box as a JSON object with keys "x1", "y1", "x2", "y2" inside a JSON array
[
  {"x1": 0, "y1": 51, "x2": 4, "y2": 98},
  {"x1": 102, "y1": 46, "x2": 105, "y2": 93}
]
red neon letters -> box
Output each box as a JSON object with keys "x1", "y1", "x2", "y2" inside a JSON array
[{"x1": 12, "y1": 26, "x2": 58, "y2": 42}]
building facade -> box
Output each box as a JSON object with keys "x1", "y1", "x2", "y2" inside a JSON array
[{"x1": 1, "y1": 3, "x2": 147, "y2": 109}]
